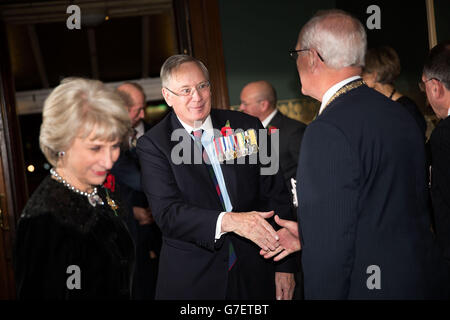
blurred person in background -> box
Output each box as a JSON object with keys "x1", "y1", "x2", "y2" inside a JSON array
[
  {"x1": 422, "y1": 41, "x2": 450, "y2": 267},
  {"x1": 113, "y1": 82, "x2": 161, "y2": 299},
  {"x1": 363, "y1": 45, "x2": 427, "y2": 137}
]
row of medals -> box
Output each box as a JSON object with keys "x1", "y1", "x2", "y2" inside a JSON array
[{"x1": 215, "y1": 129, "x2": 258, "y2": 162}]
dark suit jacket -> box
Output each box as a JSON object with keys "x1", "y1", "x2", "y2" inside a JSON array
[
  {"x1": 112, "y1": 122, "x2": 161, "y2": 300},
  {"x1": 112, "y1": 122, "x2": 151, "y2": 238},
  {"x1": 396, "y1": 95, "x2": 427, "y2": 138},
  {"x1": 137, "y1": 109, "x2": 296, "y2": 299},
  {"x1": 297, "y1": 84, "x2": 449, "y2": 299},
  {"x1": 268, "y1": 111, "x2": 306, "y2": 188},
  {"x1": 429, "y1": 116, "x2": 450, "y2": 264}
]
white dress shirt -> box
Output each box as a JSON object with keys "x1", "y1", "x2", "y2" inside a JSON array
[
  {"x1": 261, "y1": 109, "x2": 278, "y2": 128},
  {"x1": 135, "y1": 121, "x2": 145, "y2": 138},
  {"x1": 176, "y1": 115, "x2": 231, "y2": 240},
  {"x1": 129, "y1": 120, "x2": 145, "y2": 147}
]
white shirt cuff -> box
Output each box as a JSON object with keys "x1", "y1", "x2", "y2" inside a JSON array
[{"x1": 215, "y1": 212, "x2": 228, "y2": 240}]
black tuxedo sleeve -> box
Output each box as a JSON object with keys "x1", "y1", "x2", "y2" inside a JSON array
[
  {"x1": 289, "y1": 125, "x2": 305, "y2": 170},
  {"x1": 137, "y1": 134, "x2": 221, "y2": 251},
  {"x1": 112, "y1": 151, "x2": 149, "y2": 208},
  {"x1": 112, "y1": 152, "x2": 143, "y2": 192},
  {"x1": 430, "y1": 123, "x2": 450, "y2": 261},
  {"x1": 297, "y1": 120, "x2": 359, "y2": 299}
]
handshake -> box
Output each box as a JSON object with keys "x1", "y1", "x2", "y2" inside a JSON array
[{"x1": 221, "y1": 211, "x2": 301, "y2": 261}]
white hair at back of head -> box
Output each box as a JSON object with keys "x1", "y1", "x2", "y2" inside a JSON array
[{"x1": 300, "y1": 9, "x2": 367, "y2": 69}]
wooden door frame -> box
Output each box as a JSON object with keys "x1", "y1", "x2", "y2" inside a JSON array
[
  {"x1": 0, "y1": 21, "x2": 28, "y2": 299},
  {"x1": 173, "y1": 0, "x2": 230, "y2": 109}
]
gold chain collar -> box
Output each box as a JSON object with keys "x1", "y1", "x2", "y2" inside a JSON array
[{"x1": 324, "y1": 79, "x2": 365, "y2": 109}]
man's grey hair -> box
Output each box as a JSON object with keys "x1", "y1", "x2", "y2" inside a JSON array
[
  {"x1": 299, "y1": 9, "x2": 367, "y2": 69},
  {"x1": 116, "y1": 90, "x2": 133, "y2": 109},
  {"x1": 160, "y1": 54, "x2": 209, "y2": 88},
  {"x1": 423, "y1": 41, "x2": 450, "y2": 90}
]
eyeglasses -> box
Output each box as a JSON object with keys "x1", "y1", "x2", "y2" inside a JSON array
[
  {"x1": 165, "y1": 81, "x2": 211, "y2": 97},
  {"x1": 418, "y1": 77, "x2": 439, "y2": 92},
  {"x1": 289, "y1": 48, "x2": 324, "y2": 62}
]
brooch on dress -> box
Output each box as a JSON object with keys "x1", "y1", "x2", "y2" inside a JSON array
[{"x1": 87, "y1": 194, "x2": 104, "y2": 207}]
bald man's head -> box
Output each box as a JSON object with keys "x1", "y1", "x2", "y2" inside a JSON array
[
  {"x1": 117, "y1": 82, "x2": 146, "y2": 127},
  {"x1": 239, "y1": 81, "x2": 277, "y2": 121}
]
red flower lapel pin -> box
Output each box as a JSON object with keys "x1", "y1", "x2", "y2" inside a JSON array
[
  {"x1": 103, "y1": 173, "x2": 119, "y2": 215},
  {"x1": 268, "y1": 125, "x2": 278, "y2": 135},
  {"x1": 221, "y1": 120, "x2": 233, "y2": 136},
  {"x1": 103, "y1": 173, "x2": 116, "y2": 192}
]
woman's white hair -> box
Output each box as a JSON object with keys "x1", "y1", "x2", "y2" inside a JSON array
[
  {"x1": 299, "y1": 9, "x2": 367, "y2": 69},
  {"x1": 39, "y1": 77, "x2": 131, "y2": 166}
]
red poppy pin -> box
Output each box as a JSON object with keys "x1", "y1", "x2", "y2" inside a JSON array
[
  {"x1": 221, "y1": 120, "x2": 233, "y2": 137},
  {"x1": 103, "y1": 173, "x2": 116, "y2": 192},
  {"x1": 268, "y1": 125, "x2": 278, "y2": 135}
]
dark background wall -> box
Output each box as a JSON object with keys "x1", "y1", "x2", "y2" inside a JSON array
[
  {"x1": 218, "y1": 0, "x2": 335, "y2": 106},
  {"x1": 337, "y1": 0, "x2": 430, "y2": 114},
  {"x1": 435, "y1": 0, "x2": 450, "y2": 43}
]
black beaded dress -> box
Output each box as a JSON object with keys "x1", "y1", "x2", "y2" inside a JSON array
[{"x1": 14, "y1": 175, "x2": 135, "y2": 299}]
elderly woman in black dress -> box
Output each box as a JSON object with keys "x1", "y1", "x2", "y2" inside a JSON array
[{"x1": 14, "y1": 77, "x2": 134, "y2": 299}]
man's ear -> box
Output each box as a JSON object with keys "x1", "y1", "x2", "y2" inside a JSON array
[
  {"x1": 434, "y1": 80, "x2": 446, "y2": 100},
  {"x1": 309, "y1": 49, "x2": 322, "y2": 71},
  {"x1": 427, "y1": 79, "x2": 445, "y2": 103},
  {"x1": 308, "y1": 50, "x2": 316, "y2": 68},
  {"x1": 367, "y1": 71, "x2": 377, "y2": 84},
  {"x1": 260, "y1": 100, "x2": 270, "y2": 113},
  {"x1": 162, "y1": 88, "x2": 172, "y2": 107}
]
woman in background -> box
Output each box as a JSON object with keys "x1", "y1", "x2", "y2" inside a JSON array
[
  {"x1": 14, "y1": 77, "x2": 134, "y2": 299},
  {"x1": 363, "y1": 46, "x2": 427, "y2": 137}
]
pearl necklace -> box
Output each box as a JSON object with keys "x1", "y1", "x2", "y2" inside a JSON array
[{"x1": 50, "y1": 168, "x2": 104, "y2": 207}]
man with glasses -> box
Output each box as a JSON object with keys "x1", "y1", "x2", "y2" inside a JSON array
[
  {"x1": 136, "y1": 54, "x2": 297, "y2": 299},
  {"x1": 263, "y1": 9, "x2": 449, "y2": 299},
  {"x1": 423, "y1": 41, "x2": 450, "y2": 267}
]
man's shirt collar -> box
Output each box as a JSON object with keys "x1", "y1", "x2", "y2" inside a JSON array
[
  {"x1": 261, "y1": 109, "x2": 278, "y2": 128},
  {"x1": 319, "y1": 76, "x2": 361, "y2": 115},
  {"x1": 177, "y1": 115, "x2": 214, "y2": 136}
]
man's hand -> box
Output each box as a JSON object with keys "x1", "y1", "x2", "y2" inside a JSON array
[
  {"x1": 260, "y1": 215, "x2": 301, "y2": 261},
  {"x1": 221, "y1": 211, "x2": 279, "y2": 251},
  {"x1": 275, "y1": 272, "x2": 295, "y2": 300},
  {"x1": 133, "y1": 206, "x2": 154, "y2": 225}
]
